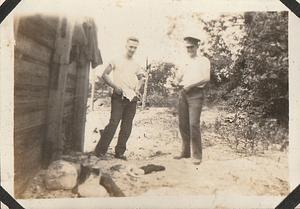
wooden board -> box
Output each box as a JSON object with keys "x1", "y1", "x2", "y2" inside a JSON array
[
  {"x1": 14, "y1": 110, "x2": 48, "y2": 132},
  {"x1": 72, "y1": 62, "x2": 90, "y2": 151},
  {"x1": 15, "y1": 33, "x2": 52, "y2": 65},
  {"x1": 15, "y1": 84, "x2": 49, "y2": 102},
  {"x1": 17, "y1": 16, "x2": 56, "y2": 49},
  {"x1": 15, "y1": 57, "x2": 49, "y2": 76},
  {"x1": 13, "y1": 15, "x2": 58, "y2": 197},
  {"x1": 14, "y1": 140, "x2": 42, "y2": 196},
  {"x1": 15, "y1": 98, "x2": 49, "y2": 115},
  {"x1": 63, "y1": 104, "x2": 74, "y2": 117}
]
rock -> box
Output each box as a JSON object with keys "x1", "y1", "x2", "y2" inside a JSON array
[
  {"x1": 45, "y1": 160, "x2": 78, "y2": 190},
  {"x1": 78, "y1": 175, "x2": 109, "y2": 197}
]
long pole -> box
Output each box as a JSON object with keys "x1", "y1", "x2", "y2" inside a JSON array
[{"x1": 142, "y1": 58, "x2": 149, "y2": 110}]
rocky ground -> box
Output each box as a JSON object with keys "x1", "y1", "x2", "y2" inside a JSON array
[{"x1": 21, "y1": 99, "x2": 289, "y2": 198}]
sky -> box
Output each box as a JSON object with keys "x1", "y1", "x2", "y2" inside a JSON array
[{"x1": 13, "y1": 0, "x2": 286, "y2": 75}]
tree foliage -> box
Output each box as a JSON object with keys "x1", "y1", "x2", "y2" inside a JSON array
[{"x1": 228, "y1": 12, "x2": 288, "y2": 124}]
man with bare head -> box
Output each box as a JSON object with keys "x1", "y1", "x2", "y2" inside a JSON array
[{"x1": 94, "y1": 37, "x2": 143, "y2": 160}]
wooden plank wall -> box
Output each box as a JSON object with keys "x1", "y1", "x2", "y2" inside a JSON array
[
  {"x1": 14, "y1": 15, "x2": 90, "y2": 197},
  {"x1": 14, "y1": 15, "x2": 59, "y2": 197}
]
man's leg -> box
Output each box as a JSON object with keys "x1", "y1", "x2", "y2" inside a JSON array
[
  {"x1": 94, "y1": 93, "x2": 123, "y2": 156},
  {"x1": 176, "y1": 90, "x2": 191, "y2": 158},
  {"x1": 115, "y1": 100, "x2": 137, "y2": 157},
  {"x1": 187, "y1": 89, "x2": 204, "y2": 161}
]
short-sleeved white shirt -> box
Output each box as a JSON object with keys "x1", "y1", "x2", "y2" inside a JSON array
[
  {"x1": 109, "y1": 55, "x2": 141, "y2": 100},
  {"x1": 177, "y1": 55, "x2": 211, "y2": 88}
]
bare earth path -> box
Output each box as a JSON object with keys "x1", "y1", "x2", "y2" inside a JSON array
[
  {"x1": 83, "y1": 103, "x2": 289, "y2": 197},
  {"x1": 22, "y1": 102, "x2": 289, "y2": 198}
]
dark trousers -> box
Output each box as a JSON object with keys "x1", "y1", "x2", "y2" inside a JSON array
[
  {"x1": 95, "y1": 93, "x2": 137, "y2": 156},
  {"x1": 178, "y1": 88, "x2": 204, "y2": 159}
]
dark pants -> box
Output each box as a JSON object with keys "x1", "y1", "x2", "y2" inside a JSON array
[
  {"x1": 178, "y1": 88, "x2": 204, "y2": 160},
  {"x1": 95, "y1": 93, "x2": 137, "y2": 156}
]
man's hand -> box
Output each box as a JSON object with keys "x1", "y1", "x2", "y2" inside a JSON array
[{"x1": 114, "y1": 86, "x2": 123, "y2": 95}]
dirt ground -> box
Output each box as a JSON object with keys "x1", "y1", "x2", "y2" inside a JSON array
[{"x1": 22, "y1": 99, "x2": 289, "y2": 198}]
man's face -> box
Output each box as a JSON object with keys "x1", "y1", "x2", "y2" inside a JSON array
[
  {"x1": 126, "y1": 40, "x2": 139, "y2": 58},
  {"x1": 185, "y1": 43, "x2": 199, "y2": 58}
]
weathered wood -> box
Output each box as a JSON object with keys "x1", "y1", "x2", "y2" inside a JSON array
[
  {"x1": 14, "y1": 50, "x2": 50, "y2": 67},
  {"x1": 20, "y1": 15, "x2": 57, "y2": 37},
  {"x1": 90, "y1": 70, "x2": 96, "y2": 111},
  {"x1": 13, "y1": 14, "x2": 58, "y2": 197},
  {"x1": 68, "y1": 66, "x2": 77, "y2": 75},
  {"x1": 14, "y1": 124, "x2": 46, "y2": 141},
  {"x1": 15, "y1": 72, "x2": 49, "y2": 87},
  {"x1": 15, "y1": 33, "x2": 52, "y2": 65},
  {"x1": 100, "y1": 173, "x2": 125, "y2": 197},
  {"x1": 65, "y1": 87, "x2": 76, "y2": 94},
  {"x1": 64, "y1": 91, "x2": 75, "y2": 101},
  {"x1": 63, "y1": 104, "x2": 74, "y2": 117},
  {"x1": 66, "y1": 74, "x2": 77, "y2": 89},
  {"x1": 15, "y1": 99, "x2": 48, "y2": 114},
  {"x1": 15, "y1": 58, "x2": 50, "y2": 78},
  {"x1": 64, "y1": 98, "x2": 75, "y2": 107},
  {"x1": 43, "y1": 62, "x2": 75, "y2": 166},
  {"x1": 40, "y1": 16, "x2": 59, "y2": 35},
  {"x1": 14, "y1": 110, "x2": 48, "y2": 132},
  {"x1": 14, "y1": 142, "x2": 42, "y2": 197},
  {"x1": 14, "y1": 132, "x2": 43, "y2": 156},
  {"x1": 14, "y1": 84, "x2": 49, "y2": 101},
  {"x1": 72, "y1": 62, "x2": 90, "y2": 151},
  {"x1": 18, "y1": 17, "x2": 56, "y2": 49},
  {"x1": 14, "y1": 123, "x2": 43, "y2": 195},
  {"x1": 15, "y1": 98, "x2": 48, "y2": 108}
]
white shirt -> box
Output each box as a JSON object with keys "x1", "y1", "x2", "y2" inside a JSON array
[
  {"x1": 177, "y1": 55, "x2": 211, "y2": 88},
  {"x1": 109, "y1": 56, "x2": 141, "y2": 101}
]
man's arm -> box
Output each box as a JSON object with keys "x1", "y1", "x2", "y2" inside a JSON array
[
  {"x1": 136, "y1": 75, "x2": 145, "y2": 90},
  {"x1": 102, "y1": 64, "x2": 123, "y2": 95},
  {"x1": 183, "y1": 79, "x2": 209, "y2": 91}
]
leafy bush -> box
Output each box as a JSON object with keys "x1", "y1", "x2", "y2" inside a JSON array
[
  {"x1": 228, "y1": 12, "x2": 288, "y2": 125},
  {"x1": 214, "y1": 111, "x2": 288, "y2": 155},
  {"x1": 145, "y1": 62, "x2": 177, "y2": 106}
]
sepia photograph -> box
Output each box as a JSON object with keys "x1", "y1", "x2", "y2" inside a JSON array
[{"x1": 0, "y1": 0, "x2": 300, "y2": 208}]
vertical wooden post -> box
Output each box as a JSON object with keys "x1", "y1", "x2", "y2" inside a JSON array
[
  {"x1": 72, "y1": 62, "x2": 90, "y2": 152},
  {"x1": 43, "y1": 63, "x2": 69, "y2": 166},
  {"x1": 90, "y1": 68, "x2": 95, "y2": 111},
  {"x1": 142, "y1": 58, "x2": 149, "y2": 110}
]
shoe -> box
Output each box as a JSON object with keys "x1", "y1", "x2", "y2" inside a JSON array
[
  {"x1": 192, "y1": 159, "x2": 202, "y2": 165},
  {"x1": 173, "y1": 155, "x2": 190, "y2": 160},
  {"x1": 115, "y1": 154, "x2": 127, "y2": 160}
]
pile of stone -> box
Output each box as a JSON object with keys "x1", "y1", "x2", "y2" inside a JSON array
[{"x1": 44, "y1": 160, "x2": 125, "y2": 197}]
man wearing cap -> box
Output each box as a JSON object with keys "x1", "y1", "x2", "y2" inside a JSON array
[
  {"x1": 94, "y1": 37, "x2": 143, "y2": 160},
  {"x1": 173, "y1": 36, "x2": 211, "y2": 165}
]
